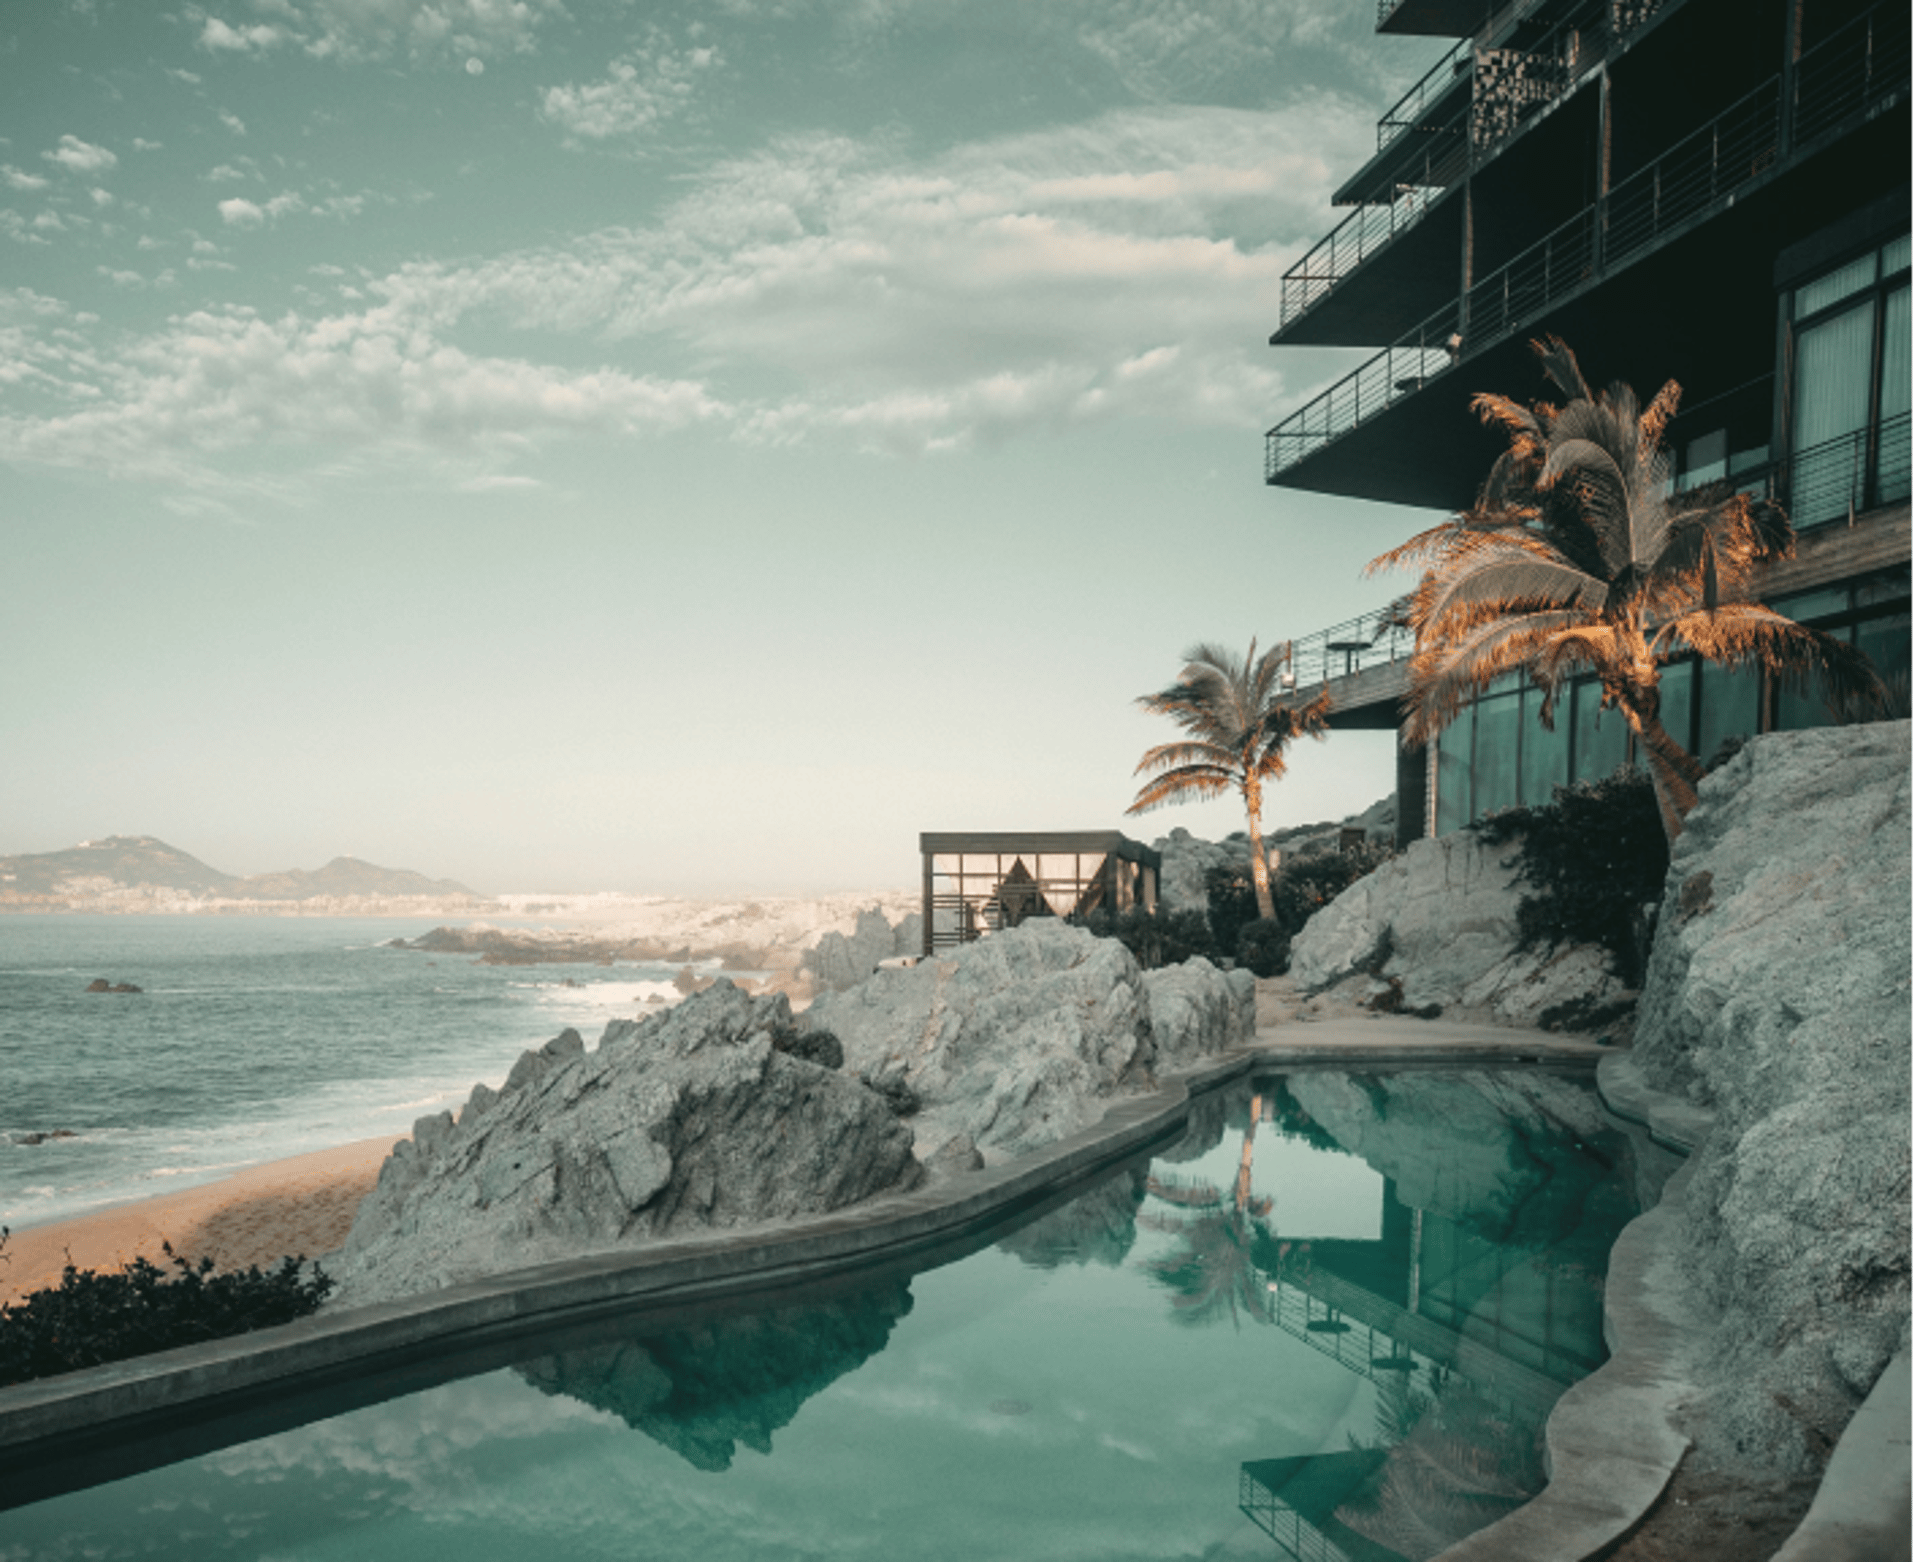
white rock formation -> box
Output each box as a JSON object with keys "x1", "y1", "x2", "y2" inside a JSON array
[
  {"x1": 1630, "y1": 721, "x2": 1911, "y2": 1473},
  {"x1": 1287, "y1": 830, "x2": 1631, "y2": 1026},
  {"x1": 328, "y1": 983, "x2": 921, "y2": 1306},
  {"x1": 803, "y1": 921, "x2": 1253, "y2": 1160}
]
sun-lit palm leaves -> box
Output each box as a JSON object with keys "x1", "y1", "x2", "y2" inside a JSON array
[
  {"x1": 1128, "y1": 640, "x2": 1332, "y2": 919},
  {"x1": 1373, "y1": 337, "x2": 1884, "y2": 841}
]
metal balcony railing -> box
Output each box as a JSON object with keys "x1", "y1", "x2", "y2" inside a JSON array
[
  {"x1": 1277, "y1": 0, "x2": 1625, "y2": 339},
  {"x1": 1695, "y1": 412, "x2": 1914, "y2": 529},
  {"x1": 1287, "y1": 605, "x2": 1416, "y2": 687},
  {"x1": 1380, "y1": 37, "x2": 1475, "y2": 147},
  {"x1": 1602, "y1": 76, "x2": 1782, "y2": 265},
  {"x1": 1265, "y1": 6, "x2": 1909, "y2": 484},
  {"x1": 1276, "y1": 187, "x2": 1447, "y2": 335},
  {"x1": 1792, "y1": 2, "x2": 1911, "y2": 143}
]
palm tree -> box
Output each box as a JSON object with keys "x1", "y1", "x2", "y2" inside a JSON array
[
  {"x1": 1128, "y1": 640, "x2": 1332, "y2": 920},
  {"x1": 1372, "y1": 337, "x2": 1884, "y2": 842}
]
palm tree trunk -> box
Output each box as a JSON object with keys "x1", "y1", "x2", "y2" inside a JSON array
[
  {"x1": 1244, "y1": 786, "x2": 1277, "y2": 920},
  {"x1": 1626, "y1": 708, "x2": 1703, "y2": 845}
]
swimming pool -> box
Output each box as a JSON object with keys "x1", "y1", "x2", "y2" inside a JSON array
[{"x1": 2, "y1": 1068, "x2": 1663, "y2": 1561}]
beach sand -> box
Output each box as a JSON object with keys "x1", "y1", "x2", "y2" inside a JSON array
[{"x1": 1, "y1": 1137, "x2": 393, "y2": 1308}]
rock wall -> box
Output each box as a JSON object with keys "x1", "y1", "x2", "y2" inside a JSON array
[
  {"x1": 1630, "y1": 721, "x2": 1911, "y2": 1474},
  {"x1": 1287, "y1": 830, "x2": 1629, "y2": 1027},
  {"x1": 802, "y1": 921, "x2": 1254, "y2": 1161},
  {"x1": 802, "y1": 907, "x2": 925, "y2": 993},
  {"x1": 329, "y1": 983, "x2": 922, "y2": 1306}
]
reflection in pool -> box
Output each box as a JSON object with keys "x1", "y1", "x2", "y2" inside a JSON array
[{"x1": 5, "y1": 1069, "x2": 1670, "y2": 1562}]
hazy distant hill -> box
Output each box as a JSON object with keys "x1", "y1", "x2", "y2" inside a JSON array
[
  {"x1": 0, "y1": 835, "x2": 480, "y2": 909},
  {"x1": 0, "y1": 835, "x2": 237, "y2": 897},
  {"x1": 228, "y1": 857, "x2": 477, "y2": 901}
]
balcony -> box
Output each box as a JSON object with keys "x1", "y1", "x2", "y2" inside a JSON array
[
  {"x1": 1266, "y1": 6, "x2": 1909, "y2": 489},
  {"x1": 1278, "y1": 0, "x2": 1621, "y2": 345}
]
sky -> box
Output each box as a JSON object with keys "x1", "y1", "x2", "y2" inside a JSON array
[{"x1": 1, "y1": 0, "x2": 1448, "y2": 896}]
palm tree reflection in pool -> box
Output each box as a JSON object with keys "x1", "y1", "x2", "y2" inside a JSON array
[{"x1": 1142, "y1": 1093, "x2": 1275, "y2": 1330}]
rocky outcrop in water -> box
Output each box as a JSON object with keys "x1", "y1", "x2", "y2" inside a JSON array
[
  {"x1": 328, "y1": 983, "x2": 922, "y2": 1306},
  {"x1": 802, "y1": 921, "x2": 1253, "y2": 1160},
  {"x1": 802, "y1": 907, "x2": 925, "y2": 993},
  {"x1": 1629, "y1": 721, "x2": 1911, "y2": 1475},
  {"x1": 1287, "y1": 830, "x2": 1630, "y2": 1027},
  {"x1": 517, "y1": 1281, "x2": 914, "y2": 1471}
]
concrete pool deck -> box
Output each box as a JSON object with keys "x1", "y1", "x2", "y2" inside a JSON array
[{"x1": 0, "y1": 1016, "x2": 1904, "y2": 1562}]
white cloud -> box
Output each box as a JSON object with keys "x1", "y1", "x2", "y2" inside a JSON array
[
  {"x1": 43, "y1": 135, "x2": 118, "y2": 174},
  {"x1": 133, "y1": 137, "x2": 165, "y2": 151},
  {"x1": 98, "y1": 266, "x2": 145, "y2": 287},
  {"x1": 540, "y1": 41, "x2": 721, "y2": 142},
  {"x1": 219, "y1": 109, "x2": 248, "y2": 136},
  {"x1": 0, "y1": 301, "x2": 726, "y2": 490},
  {"x1": 0, "y1": 102, "x2": 1375, "y2": 488},
  {"x1": 207, "y1": 163, "x2": 249, "y2": 181},
  {"x1": 1, "y1": 164, "x2": 50, "y2": 191},
  {"x1": 90, "y1": 187, "x2": 113, "y2": 206},
  {"x1": 183, "y1": 0, "x2": 565, "y2": 67},
  {"x1": 166, "y1": 66, "x2": 204, "y2": 84},
  {"x1": 199, "y1": 16, "x2": 290, "y2": 51}
]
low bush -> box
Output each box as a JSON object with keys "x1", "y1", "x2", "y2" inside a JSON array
[
  {"x1": 1470, "y1": 766, "x2": 1668, "y2": 986},
  {"x1": 1080, "y1": 906, "x2": 1216, "y2": 970},
  {"x1": 1080, "y1": 843, "x2": 1391, "y2": 973},
  {"x1": 0, "y1": 1236, "x2": 334, "y2": 1387}
]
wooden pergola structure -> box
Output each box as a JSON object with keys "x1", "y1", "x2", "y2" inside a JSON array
[{"x1": 917, "y1": 831, "x2": 1161, "y2": 957}]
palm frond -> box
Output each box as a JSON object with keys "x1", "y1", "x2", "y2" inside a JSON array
[
  {"x1": 1132, "y1": 742, "x2": 1234, "y2": 777},
  {"x1": 1662, "y1": 605, "x2": 1888, "y2": 710},
  {"x1": 1532, "y1": 336, "x2": 1592, "y2": 404},
  {"x1": 1126, "y1": 765, "x2": 1235, "y2": 814}
]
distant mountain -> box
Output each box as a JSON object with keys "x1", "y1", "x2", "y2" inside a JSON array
[
  {"x1": 0, "y1": 835, "x2": 237, "y2": 898},
  {"x1": 0, "y1": 835, "x2": 481, "y2": 908},
  {"x1": 228, "y1": 857, "x2": 478, "y2": 901}
]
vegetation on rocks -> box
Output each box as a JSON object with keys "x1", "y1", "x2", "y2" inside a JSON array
[
  {"x1": 1082, "y1": 843, "x2": 1390, "y2": 976},
  {"x1": 1471, "y1": 767, "x2": 1667, "y2": 985},
  {"x1": 0, "y1": 1235, "x2": 332, "y2": 1387}
]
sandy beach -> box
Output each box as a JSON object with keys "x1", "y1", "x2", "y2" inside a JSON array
[{"x1": 1, "y1": 1137, "x2": 393, "y2": 1309}]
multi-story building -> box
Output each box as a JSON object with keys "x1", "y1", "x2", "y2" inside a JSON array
[{"x1": 1267, "y1": 0, "x2": 1910, "y2": 843}]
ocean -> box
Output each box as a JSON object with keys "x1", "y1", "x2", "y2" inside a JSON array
[{"x1": 0, "y1": 915, "x2": 706, "y2": 1231}]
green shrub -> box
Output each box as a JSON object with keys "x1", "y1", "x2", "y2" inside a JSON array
[
  {"x1": 0, "y1": 1237, "x2": 333, "y2": 1387},
  {"x1": 1470, "y1": 766, "x2": 1667, "y2": 985},
  {"x1": 1206, "y1": 843, "x2": 1392, "y2": 972},
  {"x1": 1080, "y1": 906, "x2": 1217, "y2": 970},
  {"x1": 1234, "y1": 919, "x2": 1291, "y2": 977}
]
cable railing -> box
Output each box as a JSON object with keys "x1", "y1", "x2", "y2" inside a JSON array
[
  {"x1": 1276, "y1": 187, "x2": 1445, "y2": 334},
  {"x1": 1266, "y1": 12, "x2": 1909, "y2": 484},
  {"x1": 1380, "y1": 36, "x2": 1475, "y2": 147},
  {"x1": 1792, "y1": 2, "x2": 1911, "y2": 144},
  {"x1": 1602, "y1": 76, "x2": 1781, "y2": 266},
  {"x1": 1699, "y1": 412, "x2": 1914, "y2": 529},
  {"x1": 1286, "y1": 604, "x2": 1416, "y2": 687}
]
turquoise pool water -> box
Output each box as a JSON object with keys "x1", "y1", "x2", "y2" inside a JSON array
[{"x1": 3, "y1": 1069, "x2": 1662, "y2": 1562}]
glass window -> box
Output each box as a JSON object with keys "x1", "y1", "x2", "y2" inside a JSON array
[
  {"x1": 1570, "y1": 680, "x2": 1631, "y2": 782},
  {"x1": 1696, "y1": 660, "x2": 1763, "y2": 760},
  {"x1": 1792, "y1": 300, "x2": 1876, "y2": 522},
  {"x1": 1518, "y1": 697, "x2": 1567, "y2": 806},
  {"x1": 1855, "y1": 568, "x2": 1912, "y2": 608},
  {"x1": 1884, "y1": 233, "x2": 1912, "y2": 276},
  {"x1": 1659, "y1": 660, "x2": 1695, "y2": 760},
  {"x1": 1775, "y1": 653, "x2": 1838, "y2": 732},
  {"x1": 1472, "y1": 692, "x2": 1521, "y2": 816},
  {"x1": 1795, "y1": 252, "x2": 1877, "y2": 318},
  {"x1": 1878, "y1": 284, "x2": 1911, "y2": 500},
  {"x1": 1435, "y1": 714, "x2": 1472, "y2": 835},
  {"x1": 1680, "y1": 429, "x2": 1728, "y2": 489},
  {"x1": 1855, "y1": 611, "x2": 1912, "y2": 697},
  {"x1": 1775, "y1": 585, "x2": 1851, "y2": 622}
]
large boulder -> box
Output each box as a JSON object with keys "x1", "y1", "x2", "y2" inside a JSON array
[
  {"x1": 1630, "y1": 721, "x2": 1911, "y2": 1474},
  {"x1": 1151, "y1": 797, "x2": 1396, "y2": 914},
  {"x1": 803, "y1": 907, "x2": 925, "y2": 993},
  {"x1": 801, "y1": 921, "x2": 1253, "y2": 1160},
  {"x1": 329, "y1": 983, "x2": 922, "y2": 1306},
  {"x1": 1287, "y1": 830, "x2": 1630, "y2": 1025}
]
